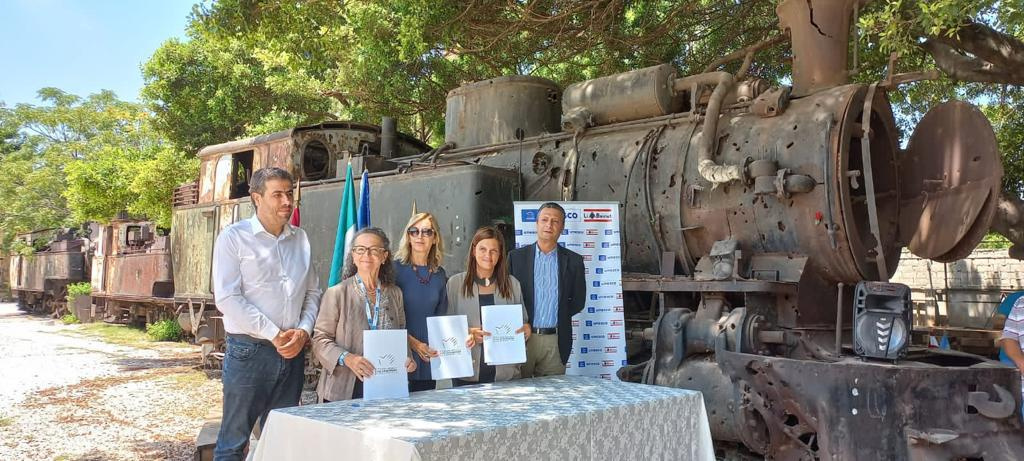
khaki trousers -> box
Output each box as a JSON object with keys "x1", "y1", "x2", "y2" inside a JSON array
[{"x1": 522, "y1": 333, "x2": 566, "y2": 378}]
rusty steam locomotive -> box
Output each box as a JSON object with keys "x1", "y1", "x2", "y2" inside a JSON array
[{"x1": 9, "y1": 0, "x2": 1023, "y2": 458}]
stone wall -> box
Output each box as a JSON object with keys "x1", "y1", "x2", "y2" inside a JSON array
[{"x1": 890, "y1": 249, "x2": 1024, "y2": 329}]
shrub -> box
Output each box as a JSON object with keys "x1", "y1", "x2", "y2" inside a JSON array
[
  {"x1": 61, "y1": 313, "x2": 80, "y2": 324},
  {"x1": 146, "y1": 319, "x2": 183, "y2": 342},
  {"x1": 66, "y1": 282, "x2": 92, "y2": 304}
]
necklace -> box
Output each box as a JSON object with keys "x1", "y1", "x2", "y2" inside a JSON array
[
  {"x1": 474, "y1": 276, "x2": 493, "y2": 287},
  {"x1": 412, "y1": 264, "x2": 432, "y2": 285}
]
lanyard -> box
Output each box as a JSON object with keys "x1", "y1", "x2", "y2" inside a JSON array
[{"x1": 355, "y1": 275, "x2": 382, "y2": 330}]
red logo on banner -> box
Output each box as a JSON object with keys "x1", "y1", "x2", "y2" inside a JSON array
[
  {"x1": 608, "y1": 332, "x2": 622, "y2": 339},
  {"x1": 604, "y1": 346, "x2": 617, "y2": 353},
  {"x1": 600, "y1": 373, "x2": 612, "y2": 379},
  {"x1": 613, "y1": 305, "x2": 624, "y2": 312},
  {"x1": 586, "y1": 229, "x2": 599, "y2": 235},
  {"x1": 610, "y1": 319, "x2": 624, "y2": 326},
  {"x1": 583, "y1": 255, "x2": 592, "y2": 261},
  {"x1": 616, "y1": 293, "x2": 623, "y2": 299},
  {"x1": 602, "y1": 360, "x2": 615, "y2": 367},
  {"x1": 583, "y1": 208, "x2": 613, "y2": 222},
  {"x1": 583, "y1": 241, "x2": 595, "y2": 248},
  {"x1": 571, "y1": 320, "x2": 580, "y2": 327}
]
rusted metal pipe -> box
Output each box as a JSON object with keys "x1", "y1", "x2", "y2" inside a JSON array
[
  {"x1": 835, "y1": 282, "x2": 844, "y2": 357},
  {"x1": 674, "y1": 71, "x2": 744, "y2": 185}
]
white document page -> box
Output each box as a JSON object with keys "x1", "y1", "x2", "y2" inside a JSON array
[
  {"x1": 362, "y1": 329, "x2": 410, "y2": 400},
  {"x1": 427, "y1": 315, "x2": 474, "y2": 380},
  {"x1": 481, "y1": 304, "x2": 527, "y2": 365}
]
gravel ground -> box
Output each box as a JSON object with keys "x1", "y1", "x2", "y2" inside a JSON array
[{"x1": 0, "y1": 302, "x2": 222, "y2": 461}]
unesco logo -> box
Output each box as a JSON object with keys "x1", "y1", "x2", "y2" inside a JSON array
[
  {"x1": 515, "y1": 229, "x2": 523, "y2": 235},
  {"x1": 578, "y1": 361, "x2": 586, "y2": 368},
  {"x1": 587, "y1": 307, "x2": 595, "y2": 313},
  {"x1": 595, "y1": 268, "x2": 604, "y2": 274},
  {"x1": 565, "y1": 211, "x2": 580, "y2": 220},
  {"x1": 580, "y1": 347, "x2": 588, "y2": 354},
  {"x1": 590, "y1": 294, "x2": 598, "y2": 301},
  {"x1": 604, "y1": 229, "x2": 614, "y2": 235},
  {"x1": 521, "y1": 209, "x2": 538, "y2": 222}
]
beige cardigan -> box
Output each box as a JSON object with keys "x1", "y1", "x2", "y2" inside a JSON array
[
  {"x1": 312, "y1": 276, "x2": 406, "y2": 402},
  {"x1": 445, "y1": 272, "x2": 528, "y2": 382}
]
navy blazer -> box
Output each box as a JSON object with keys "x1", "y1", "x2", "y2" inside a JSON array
[{"x1": 508, "y1": 242, "x2": 587, "y2": 365}]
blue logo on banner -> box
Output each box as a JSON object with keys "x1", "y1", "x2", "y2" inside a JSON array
[
  {"x1": 581, "y1": 347, "x2": 588, "y2": 354},
  {"x1": 585, "y1": 320, "x2": 593, "y2": 327},
  {"x1": 595, "y1": 268, "x2": 604, "y2": 274},
  {"x1": 583, "y1": 334, "x2": 591, "y2": 340},
  {"x1": 587, "y1": 307, "x2": 596, "y2": 313},
  {"x1": 592, "y1": 281, "x2": 600, "y2": 287},
  {"x1": 590, "y1": 294, "x2": 598, "y2": 300},
  {"x1": 604, "y1": 229, "x2": 613, "y2": 235},
  {"x1": 578, "y1": 361, "x2": 586, "y2": 368},
  {"x1": 599, "y1": 255, "x2": 607, "y2": 261},
  {"x1": 559, "y1": 242, "x2": 566, "y2": 247},
  {"x1": 621, "y1": 360, "x2": 628, "y2": 366},
  {"x1": 601, "y1": 242, "x2": 610, "y2": 248},
  {"x1": 562, "y1": 229, "x2": 569, "y2": 235},
  {"x1": 522, "y1": 209, "x2": 538, "y2": 222},
  {"x1": 515, "y1": 229, "x2": 523, "y2": 235}
]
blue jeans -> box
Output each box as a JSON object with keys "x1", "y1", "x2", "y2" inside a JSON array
[{"x1": 213, "y1": 335, "x2": 305, "y2": 461}]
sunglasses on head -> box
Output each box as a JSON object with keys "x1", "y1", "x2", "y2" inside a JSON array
[{"x1": 407, "y1": 227, "x2": 435, "y2": 238}]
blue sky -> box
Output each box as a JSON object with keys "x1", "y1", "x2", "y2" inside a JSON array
[{"x1": 0, "y1": 0, "x2": 196, "y2": 106}]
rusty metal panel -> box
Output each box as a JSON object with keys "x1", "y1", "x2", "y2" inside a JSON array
[
  {"x1": 213, "y1": 155, "x2": 233, "y2": 202},
  {"x1": 171, "y1": 206, "x2": 218, "y2": 299},
  {"x1": 255, "y1": 137, "x2": 295, "y2": 174},
  {"x1": 199, "y1": 159, "x2": 216, "y2": 204},
  {"x1": 106, "y1": 253, "x2": 173, "y2": 298},
  {"x1": 90, "y1": 225, "x2": 112, "y2": 294}
]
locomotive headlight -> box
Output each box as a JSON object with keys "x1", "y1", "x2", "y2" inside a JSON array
[{"x1": 852, "y1": 282, "x2": 912, "y2": 360}]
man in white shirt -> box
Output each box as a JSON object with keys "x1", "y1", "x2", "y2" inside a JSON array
[{"x1": 212, "y1": 167, "x2": 321, "y2": 461}]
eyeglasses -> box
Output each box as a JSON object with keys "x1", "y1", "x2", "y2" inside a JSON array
[
  {"x1": 352, "y1": 246, "x2": 387, "y2": 257},
  {"x1": 407, "y1": 227, "x2": 435, "y2": 238}
]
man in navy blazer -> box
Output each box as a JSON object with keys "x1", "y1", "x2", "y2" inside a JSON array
[{"x1": 509, "y1": 202, "x2": 586, "y2": 377}]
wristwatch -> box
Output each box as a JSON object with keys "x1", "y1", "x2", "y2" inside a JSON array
[{"x1": 339, "y1": 350, "x2": 350, "y2": 367}]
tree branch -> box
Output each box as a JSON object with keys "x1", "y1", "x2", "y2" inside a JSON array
[{"x1": 920, "y1": 39, "x2": 1024, "y2": 85}]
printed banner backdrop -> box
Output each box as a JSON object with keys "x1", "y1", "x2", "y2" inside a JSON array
[{"x1": 514, "y1": 202, "x2": 627, "y2": 380}]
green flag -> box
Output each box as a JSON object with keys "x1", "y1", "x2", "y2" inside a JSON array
[{"x1": 328, "y1": 162, "x2": 357, "y2": 286}]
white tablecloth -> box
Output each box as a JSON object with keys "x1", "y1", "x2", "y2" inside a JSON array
[{"x1": 252, "y1": 375, "x2": 714, "y2": 461}]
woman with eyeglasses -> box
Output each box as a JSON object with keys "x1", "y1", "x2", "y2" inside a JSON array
[
  {"x1": 446, "y1": 226, "x2": 531, "y2": 386},
  {"x1": 312, "y1": 227, "x2": 416, "y2": 402},
  {"x1": 394, "y1": 212, "x2": 448, "y2": 392}
]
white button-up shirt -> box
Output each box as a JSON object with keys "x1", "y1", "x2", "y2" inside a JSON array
[{"x1": 212, "y1": 215, "x2": 322, "y2": 341}]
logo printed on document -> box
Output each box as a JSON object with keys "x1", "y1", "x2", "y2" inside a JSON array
[
  {"x1": 376, "y1": 354, "x2": 399, "y2": 375},
  {"x1": 440, "y1": 337, "x2": 462, "y2": 357}
]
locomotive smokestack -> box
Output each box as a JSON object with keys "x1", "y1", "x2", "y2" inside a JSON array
[
  {"x1": 380, "y1": 116, "x2": 397, "y2": 158},
  {"x1": 777, "y1": 0, "x2": 859, "y2": 97}
]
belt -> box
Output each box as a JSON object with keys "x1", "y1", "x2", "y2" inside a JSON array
[
  {"x1": 227, "y1": 332, "x2": 275, "y2": 346},
  {"x1": 534, "y1": 327, "x2": 557, "y2": 335}
]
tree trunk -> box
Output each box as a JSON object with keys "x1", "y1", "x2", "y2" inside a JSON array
[{"x1": 991, "y1": 191, "x2": 1024, "y2": 259}]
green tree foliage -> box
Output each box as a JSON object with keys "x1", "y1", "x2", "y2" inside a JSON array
[{"x1": 0, "y1": 89, "x2": 196, "y2": 250}]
